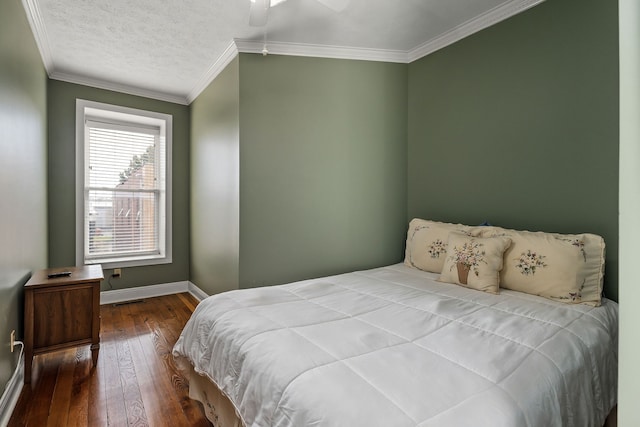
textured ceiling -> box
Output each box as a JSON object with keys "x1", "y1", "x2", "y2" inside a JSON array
[{"x1": 24, "y1": 0, "x2": 544, "y2": 104}]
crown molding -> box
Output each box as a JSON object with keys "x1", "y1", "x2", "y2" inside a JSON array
[
  {"x1": 234, "y1": 39, "x2": 408, "y2": 63},
  {"x1": 408, "y1": 0, "x2": 546, "y2": 62},
  {"x1": 186, "y1": 40, "x2": 239, "y2": 104},
  {"x1": 49, "y1": 70, "x2": 189, "y2": 105},
  {"x1": 21, "y1": 0, "x2": 54, "y2": 72}
]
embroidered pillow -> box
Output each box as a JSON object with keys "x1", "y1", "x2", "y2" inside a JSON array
[
  {"x1": 404, "y1": 219, "x2": 475, "y2": 273},
  {"x1": 439, "y1": 232, "x2": 512, "y2": 294},
  {"x1": 476, "y1": 226, "x2": 605, "y2": 305}
]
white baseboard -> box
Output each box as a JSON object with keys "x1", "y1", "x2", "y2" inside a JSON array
[
  {"x1": 188, "y1": 282, "x2": 209, "y2": 301},
  {"x1": 0, "y1": 354, "x2": 24, "y2": 427},
  {"x1": 100, "y1": 281, "x2": 209, "y2": 305}
]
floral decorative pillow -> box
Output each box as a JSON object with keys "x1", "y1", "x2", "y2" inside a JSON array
[
  {"x1": 476, "y1": 226, "x2": 605, "y2": 305},
  {"x1": 404, "y1": 219, "x2": 475, "y2": 273},
  {"x1": 439, "y1": 232, "x2": 512, "y2": 294}
]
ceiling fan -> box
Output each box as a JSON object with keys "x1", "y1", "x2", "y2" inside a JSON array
[{"x1": 249, "y1": 0, "x2": 349, "y2": 27}]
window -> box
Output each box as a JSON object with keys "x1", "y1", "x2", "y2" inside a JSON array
[{"x1": 76, "y1": 99, "x2": 172, "y2": 268}]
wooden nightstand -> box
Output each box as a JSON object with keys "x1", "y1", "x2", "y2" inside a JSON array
[{"x1": 23, "y1": 264, "x2": 103, "y2": 384}]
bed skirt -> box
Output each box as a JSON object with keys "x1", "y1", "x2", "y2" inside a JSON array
[{"x1": 186, "y1": 364, "x2": 244, "y2": 427}]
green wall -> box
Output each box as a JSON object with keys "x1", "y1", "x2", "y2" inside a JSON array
[
  {"x1": 47, "y1": 80, "x2": 190, "y2": 289},
  {"x1": 190, "y1": 54, "x2": 408, "y2": 292},
  {"x1": 407, "y1": 0, "x2": 619, "y2": 300},
  {"x1": 238, "y1": 54, "x2": 408, "y2": 288},
  {"x1": 0, "y1": 0, "x2": 47, "y2": 399},
  {"x1": 190, "y1": 57, "x2": 240, "y2": 296}
]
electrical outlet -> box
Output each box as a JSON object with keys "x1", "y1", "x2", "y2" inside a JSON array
[
  {"x1": 112, "y1": 268, "x2": 122, "y2": 278},
  {"x1": 10, "y1": 330, "x2": 15, "y2": 353}
]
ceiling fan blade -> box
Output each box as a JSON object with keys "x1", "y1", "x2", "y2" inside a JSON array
[
  {"x1": 249, "y1": 0, "x2": 270, "y2": 26},
  {"x1": 316, "y1": 0, "x2": 349, "y2": 12}
]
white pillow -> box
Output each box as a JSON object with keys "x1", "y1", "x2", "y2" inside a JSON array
[
  {"x1": 439, "y1": 232, "x2": 512, "y2": 294},
  {"x1": 404, "y1": 219, "x2": 474, "y2": 273},
  {"x1": 476, "y1": 226, "x2": 605, "y2": 305}
]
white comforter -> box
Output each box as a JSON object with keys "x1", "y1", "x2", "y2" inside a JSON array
[{"x1": 173, "y1": 264, "x2": 618, "y2": 427}]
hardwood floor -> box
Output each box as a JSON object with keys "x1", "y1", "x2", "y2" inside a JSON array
[{"x1": 8, "y1": 293, "x2": 212, "y2": 427}]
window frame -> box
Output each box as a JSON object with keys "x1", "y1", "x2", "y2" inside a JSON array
[{"x1": 75, "y1": 99, "x2": 172, "y2": 269}]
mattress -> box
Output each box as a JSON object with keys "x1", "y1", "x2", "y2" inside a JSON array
[{"x1": 173, "y1": 264, "x2": 618, "y2": 427}]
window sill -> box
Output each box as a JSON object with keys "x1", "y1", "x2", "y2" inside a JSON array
[{"x1": 84, "y1": 254, "x2": 172, "y2": 269}]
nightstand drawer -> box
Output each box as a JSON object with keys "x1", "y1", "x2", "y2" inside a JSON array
[{"x1": 32, "y1": 284, "x2": 94, "y2": 349}]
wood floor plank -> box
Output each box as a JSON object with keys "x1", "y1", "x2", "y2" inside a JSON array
[
  {"x1": 67, "y1": 348, "x2": 92, "y2": 426},
  {"x1": 124, "y1": 309, "x2": 169, "y2": 427},
  {"x1": 146, "y1": 299, "x2": 209, "y2": 426},
  {"x1": 103, "y1": 340, "x2": 128, "y2": 425},
  {"x1": 25, "y1": 353, "x2": 61, "y2": 426},
  {"x1": 176, "y1": 292, "x2": 200, "y2": 313},
  {"x1": 147, "y1": 320, "x2": 193, "y2": 425},
  {"x1": 168, "y1": 293, "x2": 199, "y2": 328},
  {"x1": 97, "y1": 304, "x2": 126, "y2": 427},
  {"x1": 127, "y1": 298, "x2": 201, "y2": 427},
  {"x1": 46, "y1": 349, "x2": 76, "y2": 427},
  {"x1": 115, "y1": 333, "x2": 149, "y2": 425},
  {"x1": 113, "y1": 302, "x2": 154, "y2": 427},
  {"x1": 87, "y1": 335, "x2": 108, "y2": 426},
  {"x1": 132, "y1": 299, "x2": 209, "y2": 426},
  {"x1": 131, "y1": 300, "x2": 206, "y2": 425}
]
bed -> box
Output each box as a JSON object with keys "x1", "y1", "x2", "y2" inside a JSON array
[{"x1": 172, "y1": 261, "x2": 618, "y2": 426}]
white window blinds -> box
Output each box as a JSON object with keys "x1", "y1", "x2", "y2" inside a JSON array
[
  {"x1": 77, "y1": 100, "x2": 171, "y2": 268},
  {"x1": 85, "y1": 121, "x2": 161, "y2": 260}
]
